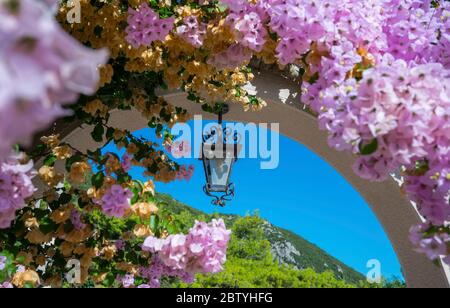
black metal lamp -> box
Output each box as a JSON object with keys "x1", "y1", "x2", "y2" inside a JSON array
[{"x1": 201, "y1": 105, "x2": 241, "y2": 207}]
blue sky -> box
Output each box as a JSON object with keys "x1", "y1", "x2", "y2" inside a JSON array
[{"x1": 104, "y1": 120, "x2": 403, "y2": 280}]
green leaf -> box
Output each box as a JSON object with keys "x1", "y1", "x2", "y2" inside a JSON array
[
  {"x1": 148, "y1": 117, "x2": 158, "y2": 128},
  {"x1": 149, "y1": 214, "x2": 159, "y2": 232},
  {"x1": 130, "y1": 193, "x2": 140, "y2": 205},
  {"x1": 167, "y1": 224, "x2": 178, "y2": 234},
  {"x1": 106, "y1": 127, "x2": 115, "y2": 140},
  {"x1": 39, "y1": 217, "x2": 57, "y2": 234},
  {"x1": 91, "y1": 123, "x2": 105, "y2": 143},
  {"x1": 359, "y1": 139, "x2": 378, "y2": 156},
  {"x1": 117, "y1": 172, "x2": 131, "y2": 184},
  {"x1": 91, "y1": 172, "x2": 105, "y2": 189},
  {"x1": 59, "y1": 193, "x2": 72, "y2": 205},
  {"x1": 30, "y1": 143, "x2": 48, "y2": 157},
  {"x1": 43, "y1": 154, "x2": 57, "y2": 167}
]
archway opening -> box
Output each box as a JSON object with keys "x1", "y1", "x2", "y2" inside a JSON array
[{"x1": 102, "y1": 120, "x2": 404, "y2": 283}]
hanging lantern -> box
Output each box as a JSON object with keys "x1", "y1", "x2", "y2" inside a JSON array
[{"x1": 201, "y1": 107, "x2": 241, "y2": 207}]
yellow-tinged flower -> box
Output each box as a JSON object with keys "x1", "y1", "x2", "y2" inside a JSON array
[
  {"x1": 43, "y1": 189, "x2": 59, "y2": 203},
  {"x1": 101, "y1": 244, "x2": 117, "y2": 261},
  {"x1": 39, "y1": 166, "x2": 64, "y2": 187},
  {"x1": 22, "y1": 212, "x2": 39, "y2": 228},
  {"x1": 83, "y1": 99, "x2": 109, "y2": 118},
  {"x1": 360, "y1": 50, "x2": 376, "y2": 68},
  {"x1": 231, "y1": 72, "x2": 247, "y2": 85},
  {"x1": 44, "y1": 275, "x2": 62, "y2": 288},
  {"x1": 121, "y1": 231, "x2": 134, "y2": 241},
  {"x1": 80, "y1": 255, "x2": 93, "y2": 270},
  {"x1": 113, "y1": 129, "x2": 126, "y2": 141},
  {"x1": 64, "y1": 227, "x2": 92, "y2": 243},
  {"x1": 50, "y1": 204, "x2": 73, "y2": 224},
  {"x1": 25, "y1": 229, "x2": 52, "y2": 245},
  {"x1": 53, "y1": 145, "x2": 73, "y2": 160},
  {"x1": 93, "y1": 273, "x2": 109, "y2": 283},
  {"x1": 84, "y1": 247, "x2": 99, "y2": 258},
  {"x1": 69, "y1": 161, "x2": 91, "y2": 184},
  {"x1": 12, "y1": 269, "x2": 40, "y2": 288},
  {"x1": 105, "y1": 154, "x2": 121, "y2": 175},
  {"x1": 16, "y1": 252, "x2": 33, "y2": 265},
  {"x1": 97, "y1": 64, "x2": 114, "y2": 88},
  {"x1": 257, "y1": 38, "x2": 278, "y2": 65},
  {"x1": 116, "y1": 262, "x2": 139, "y2": 275},
  {"x1": 73, "y1": 244, "x2": 87, "y2": 255},
  {"x1": 131, "y1": 202, "x2": 158, "y2": 220},
  {"x1": 29, "y1": 246, "x2": 38, "y2": 257},
  {"x1": 86, "y1": 187, "x2": 102, "y2": 200},
  {"x1": 40, "y1": 134, "x2": 60, "y2": 148},
  {"x1": 35, "y1": 255, "x2": 46, "y2": 267},
  {"x1": 133, "y1": 224, "x2": 153, "y2": 238},
  {"x1": 46, "y1": 248, "x2": 56, "y2": 258},
  {"x1": 60, "y1": 241, "x2": 75, "y2": 257},
  {"x1": 128, "y1": 0, "x2": 148, "y2": 8},
  {"x1": 126, "y1": 142, "x2": 139, "y2": 154}
]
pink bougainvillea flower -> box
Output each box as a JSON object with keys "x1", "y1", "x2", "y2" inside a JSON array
[
  {"x1": 98, "y1": 185, "x2": 133, "y2": 218},
  {"x1": 121, "y1": 153, "x2": 133, "y2": 173},
  {"x1": 176, "y1": 16, "x2": 207, "y2": 48},
  {"x1": 125, "y1": 3, "x2": 174, "y2": 48},
  {"x1": 0, "y1": 0, "x2": 108, "y2": 160},
  {"x1": 0, "y1": 153, "x2": 36, "y2": 229},
  {"x1": 142, "y1": 219, "x2": 231, "y2": 277}
]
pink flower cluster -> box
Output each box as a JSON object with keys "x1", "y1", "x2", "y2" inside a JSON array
[
  {"x1": 225, "y1": 2, "x2": 267, "y2": 52},
  {"x1": 121, "y1": 153, "x2": 133, "y2": 173},
  {"x1": 208, "y1": 44, "x2": 252, "y2": 70},
  {"x1": 125, "y1": 3, "x2": 174, "y2": 48},
  {"x1": 320, "y1": 55, "x2": 450, "y2": 233},
  {"x1": 0, "y1": 154, "x2": 36, "y2": 229},
  {"x1": 0, "y1": 0, "x2": 108, "y2": 160},
  {"x1": 116, "y1": 274, "x2": 135, "y2": 288},
  {"x1": 248, "y1": 0, "x2": 450, "y2": 264},
  {"x1": 176, "y1": 165, "x2": 195, "y2": 181},
  {"x1": 142, "y1": 219, "x2": 231, "y2": 276},
  {"x1": 383, "y1": 0, "x2": 450, "y2": 69},
  {"x1": 98, "y1": 185, "x2": 132, "y2": 218},
  {"x1": 301, "y1": 0, "x2": 450, "y2": 111},
  {"x1": 138, "y1": 256, "x2": 194, "y2": 288},
  {"x1": 321, "y1": 55, "x2": 450, "y2": 180},
  {"x1": 0, "y1": 282, "x2": 13, "y2": 288},
  {"x1": 410, "y1": 223, "x2": 450, "y2": 265},
  {"x1": 70, "y1": 209, "x2": 86, "y2": 231},
  {"x1": 165, "y1": 140, "x2": 191, "y2": 159},
  {"x1": 176, "y1": 16, "x2": 207, "y2": 48},
  {"x1": 0, "y1": 256, "x2": 6, "y2": 270}
]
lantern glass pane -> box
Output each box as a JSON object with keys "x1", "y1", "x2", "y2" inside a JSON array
[{"x1": 206, "y1": 157, "x2": 234, "y2": 192}]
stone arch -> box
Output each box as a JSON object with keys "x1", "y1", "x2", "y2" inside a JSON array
[{"x1": 35, "y1": 69, "x2": 449, "y2": 288}]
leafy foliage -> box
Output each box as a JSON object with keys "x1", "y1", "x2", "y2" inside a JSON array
[{"x1": 158, "y1": 194, "x2": 405, "y2": 288}]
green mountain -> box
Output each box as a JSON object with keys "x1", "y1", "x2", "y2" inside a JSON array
[{"x1": 157, "y1": 193, "x2": 365, "y2": 285}]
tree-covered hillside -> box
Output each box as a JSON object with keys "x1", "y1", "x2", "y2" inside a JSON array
[
  {"x1": 172, "y1": 214, "x2": 356, "y2": 288},
  {"x1": 157, "y1": 194, "x2": 403, "y2": 288}
]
